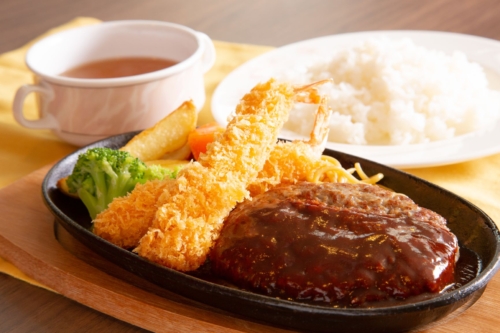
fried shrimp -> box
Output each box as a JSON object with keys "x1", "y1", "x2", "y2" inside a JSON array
[
  {"x1": 248, "y1": 84, "x2": 383, "y2": 196},
  {"x1": 247, "y1": 89, "x2": 330, "y2": 196},
  {"x1": 134, "y1": 79, "x2": 302, "y2": 271},
  {"x1": 93, "y1": 179, "x2": 173, "y2": 248},
  {"x1": 92, "y1": 79, "x2": 297, "y2": 251}
]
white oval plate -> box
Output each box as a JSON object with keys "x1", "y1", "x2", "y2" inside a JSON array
[{"x1": 211, "y1": 31, "x2": 500, "y2": 169}]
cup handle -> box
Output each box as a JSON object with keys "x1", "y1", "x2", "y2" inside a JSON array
[
  {"x1": 12, "y1": 83, "x2": 58, "y2": 129},
  {"x1": 197, "y1": 32, "x2": 216, "y2": 74}
]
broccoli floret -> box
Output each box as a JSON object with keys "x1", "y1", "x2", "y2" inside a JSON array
[{"x1": 66, "y1": 147, "x2": 176, "y2": 219}]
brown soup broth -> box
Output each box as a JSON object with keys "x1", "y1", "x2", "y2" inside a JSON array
[{"x1": 60, "y1": 57, "x2": 177, "y2": 79}]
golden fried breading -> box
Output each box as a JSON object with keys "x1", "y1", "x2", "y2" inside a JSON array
[
  {"x1": 134, "y1": 79, "x2": 296, "y2": 271},
  {"x1": 248, "y1": 93, "x2": 382, "y2": 196},
  {"x1": 248, "y1": 140, "x2": 322, "y2": 195},
  {"x1": 248, "y1": 94, "x2": 332, "y2": 195},
  {"x1": 93, "y1": 179, "x2": 173, "y2": 248}
]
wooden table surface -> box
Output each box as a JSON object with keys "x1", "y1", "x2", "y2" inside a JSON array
[{"x1": 2, "y1": 0, "x2": 500, "y2": 332}]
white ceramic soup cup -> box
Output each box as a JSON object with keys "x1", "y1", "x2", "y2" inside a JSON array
[{"x1": 13, "y1": 20, "x2": 216, "y2": 146}]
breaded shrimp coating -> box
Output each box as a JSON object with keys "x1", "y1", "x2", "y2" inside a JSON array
[
  {"x1": 248, "y1": 141, "x2": 324, "y2": 196},
  {"x1": 248, "y1": 90, "x2": 382, "y2": 196},
  {"x1": 248, "y1": 96, "x2": 332, "y2": 195},
  {"x1": 134, "y1": 79, "x2": 295, "y2": 271},
  {"x1": 93, "y1": 179, "x2": 173, "y2": 248}
]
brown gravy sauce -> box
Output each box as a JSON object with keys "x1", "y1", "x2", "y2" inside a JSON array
[
  {"x1": 60, "y1": 57, "x2": 177, "y2": 79},
  {"x1": 191, "y1": 242, "x2": 480, "y2": 309},
  {"x1": 189, "y1": 182, "x2": 481, "y2": 308}
]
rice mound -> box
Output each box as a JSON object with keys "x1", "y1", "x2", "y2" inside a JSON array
[{"x1": 283, "y1": 37, "x2": 500, "y2": 145}]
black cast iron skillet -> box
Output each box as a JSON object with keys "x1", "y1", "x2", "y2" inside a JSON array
[{"x1": 42, "y1": 131, "x2": 500, "y2": 333}]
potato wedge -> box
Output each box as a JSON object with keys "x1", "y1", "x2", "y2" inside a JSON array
[
  {"x1": 160, "y1": 141, "x2": 192, "y2": 160},
  {"x1": 56, "y1": 176, "x2": 79, "y2": 199},
  {"x1": 145, "y1": 159, "x2": 190, "y2": 171},
  {"x1": 120, "y1": 101, "x2": 197, "y2": 161}
]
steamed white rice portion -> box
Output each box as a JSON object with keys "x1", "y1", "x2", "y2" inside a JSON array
[{"x1": 282, "y1": 37, "x2": 500, "y2": 145}]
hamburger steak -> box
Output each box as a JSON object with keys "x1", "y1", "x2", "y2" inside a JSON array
[{"x1": 210, "y1": 182, "x2": 459, "y2": 307}]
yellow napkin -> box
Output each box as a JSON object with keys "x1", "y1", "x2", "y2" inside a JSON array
[
  {"x1": 408, "y1": 159, "x2": 500, "y2": 223},
  {"x1": 0, "y1": 18, "x2": 272, "y2": 289},
  {"x1": 1, "y1": 18, "x2": 500, "y2": 292}
]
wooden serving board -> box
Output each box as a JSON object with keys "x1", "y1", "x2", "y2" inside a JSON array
[{"x1": 1, "y1": 166, "x2": 500, "y2": 333}]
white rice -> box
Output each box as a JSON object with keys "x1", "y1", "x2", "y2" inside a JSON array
[{"x1": 282, "y1": 37, "x2": 500, "y2": 145}]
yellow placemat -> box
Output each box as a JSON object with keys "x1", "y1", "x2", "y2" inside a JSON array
[
  {"x1": 1, "y1": 18, "x2": 500, "y2": 292},
  {"x1": 0, "y1": 17, "x2": 272, "y2": 290}
]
